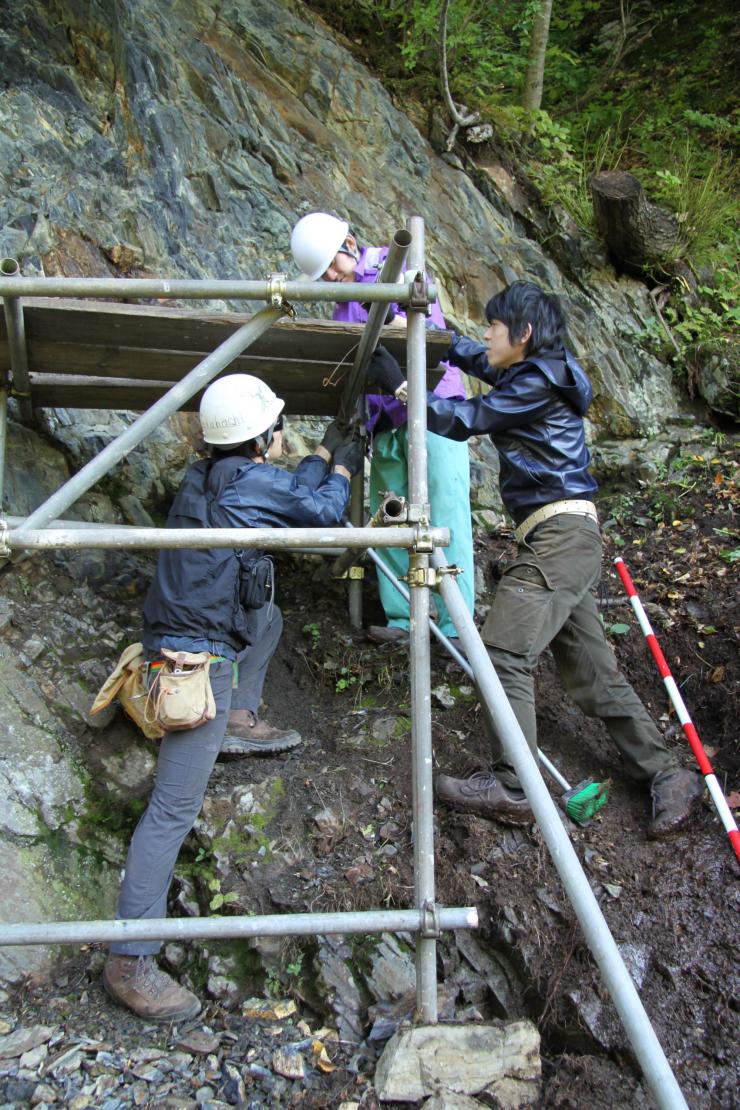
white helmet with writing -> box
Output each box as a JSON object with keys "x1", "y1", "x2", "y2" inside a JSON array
[{"x1": 199, "y1": 374, "x2": 284, "y2": 446}]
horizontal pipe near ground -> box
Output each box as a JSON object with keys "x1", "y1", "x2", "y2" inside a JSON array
[
  {"x1": 0, "y1": 907, "x2": 478, "y2": 947},
  {"x1": 5, "y1": 525, "x2": 450, "y2": 552}
]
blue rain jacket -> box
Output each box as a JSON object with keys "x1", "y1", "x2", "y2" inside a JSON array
[
  {"x1": 143, "y1": 454, "x2": 349, "y2": 653},
  {"x1": 426, "y1": 335, "x2": 598, "y2": 524}
]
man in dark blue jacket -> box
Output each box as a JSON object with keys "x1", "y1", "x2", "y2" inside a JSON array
[
  {"x1": 368, "y1": 282, "x2": 703, "y2": 839},
  {"x1": 103, "y1": 374, "x2": 361, "y2": 1022}
]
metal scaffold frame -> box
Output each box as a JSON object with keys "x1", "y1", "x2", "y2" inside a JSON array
[
  {"x1": 0, "y1": 218, "x2": 689, "y2": 1107},
  {"x1": 0, "y1": 218, "x2": 476, "y2": 1027}
]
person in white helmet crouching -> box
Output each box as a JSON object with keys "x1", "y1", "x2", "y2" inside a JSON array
[{"x1": 103, "y1": 374, "x2": 362, "y2": 1022}]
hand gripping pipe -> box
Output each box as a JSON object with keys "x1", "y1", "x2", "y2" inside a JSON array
[
  {"x1": 614, "y1": 556, "x2": 740, "y2": 864},
  {"x1": 431, "y1": 546, "x2": 689, "y2": 1110}
]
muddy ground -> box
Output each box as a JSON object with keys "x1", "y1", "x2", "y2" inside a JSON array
[{"x1": 1, "y1": 435, "x2": 738, "y2": 1108}]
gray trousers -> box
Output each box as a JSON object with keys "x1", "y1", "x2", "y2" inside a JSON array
[
  {"x1": 481, "y1": 514, "x2": 676, "y2": 785},
  {"x1": 110, "y1": 605, "x2": 283, "y2": 956}
]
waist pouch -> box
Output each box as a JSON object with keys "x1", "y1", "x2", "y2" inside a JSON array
[
  {"x1": 90, "y1": 642, "x2": 165, "y2": 740},
  {"x1": 237, "y1": 552, "x2": 274, "y2": 611},
  {"x1": 145, "y1": 649, "x2": 217, "y2": 732}
]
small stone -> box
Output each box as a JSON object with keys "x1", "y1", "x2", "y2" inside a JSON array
[
  {"x1": 242, "y1": 998, "x2": 297, "y2": 1020},
  {"x1": 175, "y1": 1031, "x2": 221, "y2": 1055},
  {"x1": 272, "y1": 1045, "x2": 306, "y2": 1079},
  {"x1": 20, "y1": 1043, "x2": 49, "y2": 1070},
  {"x1": 0, "y1": 1025, "x2": 56, "y2": 1060},
  {"x1": 31, "y1": 1082, "x2": 58, "y2": 1105},
  {"x1": 68, "y1": 1095, "x2": 92, "y2": 1110}
]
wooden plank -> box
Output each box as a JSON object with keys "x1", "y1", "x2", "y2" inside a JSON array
[
  {"x1": 27, "y1": 365, "x2": 444, "y2": 415},
  {"x1": 0, "y1": 300, "x2": 452, "y2": 412},
  {"x1": 27, "y1": 378, "x2": 343, "y2": 415},
  {"x1": 1, "y1": 299, "x2": 450, "y2": 367}
]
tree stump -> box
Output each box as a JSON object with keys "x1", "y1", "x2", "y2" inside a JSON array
[{"x1": 590, "y1": 170, "x2": 681, "y2": 274}]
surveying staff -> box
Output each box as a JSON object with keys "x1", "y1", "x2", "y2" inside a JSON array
[
  {"x1": 103, "y1": 374, "x2": 362, "y2": 1022},
  {"x1": 290, "y1": 212, "x2": 475, "y2": 645},
  {"x1": 365, "y1": 281, "x2": 704, "y2": 839}
]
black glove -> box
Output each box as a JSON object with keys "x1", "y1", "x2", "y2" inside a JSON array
[
  {"x1": 320, "y1": 417, "x2": 350, "y2": 455},
  {"x1": 366, "y1": 345, "x2": 405, "y2": 395},
  {"x1": 333, "y1": 429, "x2": 365, "y2": 476}
]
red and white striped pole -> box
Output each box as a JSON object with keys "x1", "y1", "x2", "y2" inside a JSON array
[{"x1": 614, "y1": 556, "x2": 740, "y2": 863}]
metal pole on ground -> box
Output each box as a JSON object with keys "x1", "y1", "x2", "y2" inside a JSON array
[
  {"x1": 405, "y1": 216, "x2": 438, "y2": 1023},
  {"x1": 0, "y1": 906, "x2": 477, "y2": 949},
  {"x1": 431, "y1": 547, "x2": 689, "y2": 1110},
  {"x1": 10, "y1": 303, "x2": 286, "y2": 539}
]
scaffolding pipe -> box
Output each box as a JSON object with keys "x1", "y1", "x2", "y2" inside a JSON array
[
  {"x1": 0, "y1": 272, "x2": 421, "y2": 305},
  {"x1": 431, "y1": 547, "x2": 689, "y2": 1110},
  {"x1": 405, "y1": 216, "x2": 437, "y2": 1024},
  {"x1": 348, "y1": 469, "x2": 365, "y2": 628},
  {"x1": 10, "y1": 304, "x2": 286, "y2": 540},
  {"x1": 351, "y1": 532, "x2": 572, "y2": 794},
  {"x1": 0, "y1": 906, "x2": 477, "y2": 949},
  {"x1": 338, "y1": 228, "x2": 412, "y2": 425},
  {"x1": 1, "y1": 258, "x2": 32, "y2": 422},
  {"x1": 0, "y1": 379, "x2": 7, "y2": 508},
  {"x1": 5, "y1": 524, "x2": 449, "y2": 552}
]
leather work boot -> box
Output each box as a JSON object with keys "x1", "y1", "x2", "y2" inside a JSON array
[
  {"x1": 103, "y1": 954, "x2": 201, "y2": 1022},
  {"x1": 435, "y1": 770, "x2": 533, "y2": 826},
  {"x1": 367, "y1": 625, "x2": 409, "y2": 645},
  {"x1": 219, "y1": 709, "x2": 302, "y2": 758},
  {"x1": 647, "y1": 767, "x2": 704, "y2": 839}
]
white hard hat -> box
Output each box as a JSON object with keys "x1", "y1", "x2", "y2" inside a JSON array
[
  {"x1": 199, "y1": 374, "x2": 285, "y2": 446},
  {"x1": 290, "y1": 212, "x2": 350, "y2": 280}
]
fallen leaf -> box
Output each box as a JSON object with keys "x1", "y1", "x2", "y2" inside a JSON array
[{"x1": 710, "y1": 667, "x2": 726, "y2": 684}]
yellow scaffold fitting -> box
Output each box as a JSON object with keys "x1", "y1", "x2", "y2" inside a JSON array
[
  {"x1": 266, "y1": 272, "x2": 296, "y2": 317},
  {"x1": 405, "y1": 564, "x2": 462, "y2": 590}
]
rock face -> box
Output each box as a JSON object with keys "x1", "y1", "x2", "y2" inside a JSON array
[{"x1": 1, "y1": 0, "x2": 681, "y2": 439}]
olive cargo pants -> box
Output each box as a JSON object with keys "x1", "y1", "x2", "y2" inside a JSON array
[{"x1": 481, "y1": 514, "x2": 677, "y2": 783}]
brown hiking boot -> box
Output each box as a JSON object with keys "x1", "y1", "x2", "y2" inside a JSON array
[
  {"x1": 103, "y1": 954, "x2": 200, "y2": 1022},
  {"x1": 366, "y1": 625, "x2": 409, "y2": 645},
  {"x1": 647, "y1": 767, "x2": 704, "y2": 839},
  {"x1": 219, "y1": 709, "x2": 302, "y2": 758},
  {"x1": 435, "y1": 771, "x2": 533, "y2": 826}
]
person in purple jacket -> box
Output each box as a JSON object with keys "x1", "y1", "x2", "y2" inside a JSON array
[{"x1": 291, "y1": 212, "x2": 475, "y2": 644}]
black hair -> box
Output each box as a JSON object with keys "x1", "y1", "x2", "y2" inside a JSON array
[{"x1": 485, "y1": 281, "x2": 566, "y2": 356}]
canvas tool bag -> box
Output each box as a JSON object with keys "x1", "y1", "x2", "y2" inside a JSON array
[
  {"x1": 90, "y1": 642, "x2": 165, "y2": 740},
  {"x1": 144, "y1": 648, "x2": 217, "y2": 732}
]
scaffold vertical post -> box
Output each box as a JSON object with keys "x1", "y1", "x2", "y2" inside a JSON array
[{"x1": 406, "y1": 215, "x2": 437, "y2": 1023}]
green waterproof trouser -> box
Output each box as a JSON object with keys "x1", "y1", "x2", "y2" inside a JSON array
[
  {"x1": 481, "y1": 513, "x2": 677, "y2": 783},
  {"x1": 369, "y1": 425, "x2": 475, "y2": 636}
]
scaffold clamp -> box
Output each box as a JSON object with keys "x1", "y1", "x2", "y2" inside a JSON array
[
  {"x1": 411, "y1": 522, "x2": 434, "y2": 552},
  {"x1": 406, "y1": 272, "x2": 431, "y2": 314},
  {"x1": 420, "y1": 899, "x2": 441, "y2": 938},
  {"x1": 266, "y1": 272, "x2": 295, "y2": 316},
  {"x1": 0, "y1": 519, "x2": 10, "y2": 558}
]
